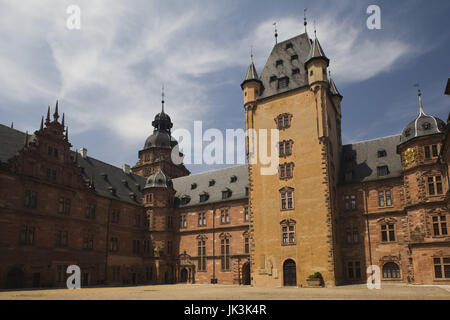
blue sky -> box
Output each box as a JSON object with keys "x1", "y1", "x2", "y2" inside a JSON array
[{"x1": 0, "y1": 0, "x2": 449, "y2": 174}]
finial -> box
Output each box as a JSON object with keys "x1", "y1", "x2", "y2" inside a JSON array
[
  {"x1": 10, "y1": 122, "x2": 13, "y2": 129},
  {"x1": 161, "y1": 85, "x2": 165, "y2": 113},
  {"x1": 414, "y1": 83, "x2": 425, "y2": 115},
  {"x1": 62, "y1": 113, "x2": 65, "y2": 128},
  {"x1": 304, "y1": 8, "x2": 308, "y2": 34},
  {"x1": 250, "y1": 45, "x2": 254, "y2": 62},
  {"x1": 314, "y1": 20, "x2": 317, "y2": 38},
  {"x1": 40, "y1": 116, "x2": 44, "y2": 131},
  {"x1": 65, "y1": 126, "x2": 69, "y2": 141},
  {"x1": 46, "y1": 106, "x2": 50, "y2": 125},
  {"x1": 53, "y1": 100, "x2": 59, "y2": 121},
  {"x1": 273, "y1": 22, "x2": 278, "y2": 44}
]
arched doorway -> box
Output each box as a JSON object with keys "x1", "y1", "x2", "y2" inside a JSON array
[
  {"x1": 242, "y1": 262, "x2": 251, "y2": 285},
  {"x1": 180, "y1": 268, "x2": 188, "y2": 283},
  {"x1": 6, "y1": 268, "x2": 24, "y2": 289},
  {"x1": 283, "y1": 259, "x2": 297, "y2": 286}
]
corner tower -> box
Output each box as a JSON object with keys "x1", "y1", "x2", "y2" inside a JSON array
[
  {"x1": 132, "y1": 92, "x2": 190, "y2": 179},
  {"x1": 243, "y1": 29, "x2": 343, "y2": 287}
]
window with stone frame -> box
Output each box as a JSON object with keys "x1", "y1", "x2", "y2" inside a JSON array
[
  {"x1": 281, "y1": 219, "x2": 296, "y2": 245},
  {"x1": 110, "y1": 237, "x2": 119, "y2": 252},
  {"x1": 434, "y1": 257, "x2": 450, "y2": 279},
  {"x1": 244, "y1": 207, "x2": 249, "y2": 222},
  {"x1": 20, "y1": 225, "x2": 35, "y2": 245},
  {"x1": 24, "y1": 190, "x2": 38, "y2": 208},
  {"x1": 132, "y1": 239, "x2": 140, "y2": 255},
  {"x1": 167, "y1": 216, "x2": 173, "y2": 229},
  {"x1": 180, "y1": 215, "x2": 187, "y2": 229},
  {"x1": 347, "y1": 261, "x2": 362, "y2": 280},
  {"x1": 378, "y1": 189, "x2": 392, "y2": 207},
  {"x1": 145, "y1": 193, "x2": 153, "y2": 203},
  {"x1": 244, "y1": 232, "x2": 250, "y2": 254},
  {"x1": 381, "y1": 224, "x2": 395, "y2": 242},
  {"x1": 382, "y1": 262, "x2": 400, "y2": 278},
  {"x1": 111, "y1": 209, "x2": 120, "y2": 224},
  {"x1": 432, "y1": 215, "x2": 448, "y2": 236},
  {"x1": 198, "y1": 212, "x2": 206, "y2": 227},
  {"x1": 275, "y1": 114, "x2": 292, "y2": 130},
  {"x1": 428, "y1": 175, "x2": 443, "y2": 195},
  {"x1": 83, "y1": 234, "x2": 94, "y2": 250},
  {"x1": 280, "y1": 187, "x2": 294, "y2": 210},
  {"x1": 85, "y1": 201, "x2": 96, "y2": 219},
  {"x1": 277, "y1": 77, "x2": 289, "y2": 89},
  {"x1": 55, "y1": 230, "x2": 68, "y2": 248},
  {"x1": 58, "y1": 197, "x2": 71, "y2": 215},
  {"x1": 279, "y1": 140, "x2": 293, "y2": 157},
  {"x1": 197, "y1": 236, "x2": 206, "y2": 272},
  {"x1": 222, "y1": 189, "x2": 232, "y2": 200},
  {"x1": 279, "y1": 163, "x2": 294, "y2": 179},
  {"x1": 377, "y1": 165, "x2": 389, "y2": 177},
  {"x1": 220, "y1": 209, "x2": 230, "y2": 224},
  {"x1": 220, "y1": 233, "x2": 231, "y2": 271}
]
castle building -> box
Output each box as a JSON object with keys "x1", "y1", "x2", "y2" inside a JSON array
[{"x1": 0, "y1": 29, "x2": 449, "y2": 289}]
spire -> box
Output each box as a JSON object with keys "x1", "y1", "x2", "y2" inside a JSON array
[
  {"x1": 46, "y1": 106, "x2": 51, "y2": 125},
  {"x1": 304, "y1": 8, "x2": 308, "y2": 34},
  {"x1": 62, "y1": 113, "x2": 65, "y2": 128},
  {"x1": 40, "y1": 116, "x2": 44, "y2": 131},
  {"x1": 241, "y1": 54, "x2": 261, "y2": 89},
  {"x1": 414, "y1": 84, "x2": 426, "y2": 115},
  {"x1": 65, "y1": 126, "x2": 69, "y2": 141},
  {"x1": 53, "y1": 100, "x2": 59, "y2": 122},
  {"x1": 273, "y1": 22, "x2": 278, "y2": 44},
  {"x1": 161, "y1": 85, "x2": 165, "y2": 113},
  {"x1": 328, "y1": 71, "x2": 342, "y2": 98},
  {"x1": 305, "y1": 28, "x2": 329, "y2": 67}
]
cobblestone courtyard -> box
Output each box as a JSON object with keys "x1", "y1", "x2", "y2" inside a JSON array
[{"x1": 0, "y1": 284, "x2": 449, "y2": 300}]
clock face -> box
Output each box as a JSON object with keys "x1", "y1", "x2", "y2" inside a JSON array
[{"x1": 404, "y1": 148, "x2": 415, "y2": 165}]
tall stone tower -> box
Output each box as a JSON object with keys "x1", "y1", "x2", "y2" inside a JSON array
[
  {"x1": 242, "y1": 30, "x2": 343, "y2": 286},
  {"x1": 132, "y1": 95, "x2": 190, "y2": 179}
]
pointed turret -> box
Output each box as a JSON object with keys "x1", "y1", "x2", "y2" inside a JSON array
[
  {"x1": 62, "y1": 113, "x2": 65, "y2": 128},
  {"x1": 53, "y1": 100, "x2": 59, "y2": 122},
  {"x1": 65, "y1": 126, "x2": 69, "y2": 141},
  {"x1": 40, "y1": 116, "x2": 44, "y2": 131},
  {"x1": 241, "y1": 54, "x2": 262, "y2": 105},
  {"x1": 46, "y1": 106, "x2": 51, "y2": 125},
  {"x1": 328, "y1": 71, "x2": 342, "y2": 98},
  {"x1": 305, "y1": 31, "x2": 329, "y2": 85}
]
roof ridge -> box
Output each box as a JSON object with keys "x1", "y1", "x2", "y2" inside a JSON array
[{"x1": 343, "y1": 134, "x2": 402, "y2": 146}]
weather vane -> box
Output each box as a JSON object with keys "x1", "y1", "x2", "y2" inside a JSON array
[
  {"x1": 273, "y1": 22, "x2": 278, "y2": 44},
  {"x1": 304, "y1": 8, "x2": 308, "y2": 33}
]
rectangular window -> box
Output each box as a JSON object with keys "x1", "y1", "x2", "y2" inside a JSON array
[
  {"x1": 86, "y1": 203, "x2": 96, "y2": 219},
  {"x1": 433, "y1": 216, "x2": 448, "y2": 236},
  {"x1": 351, "y1": 195, "x2": 356, "y2": 210},
  {"x1": 432, "y1": 145, "x2": 438, "y2": 157},
  {"x1": 132, "y1": 240, "x2": 140, "y2": 255},
  {"x1": 378, "y1": 191, "x2": 385, "y2": 207},
  {"x1": 56, "y1": 231, "x2": 68, "y2": 248},
  {"x1": 20, "y1": 226, "x2": 35, "y2": 245},
  {"x1": 83, "y1": 235, "x2": 94, "y2": 250},
  {"x1": 346, "y1": 229, "x2": 352, "y2": 244},
  {"x1": 198, "y1": 240, "x2": 206, "y2": 271},
  {"x1": 277, "y1": 77, "x2": 289, "y2": 89},
  {"x1": 111, "y1": 210, "x2": 120, "y2": 224},
  {"x1": 221, "y1": 209, "x2": 229, "y2": 224},
  {"x1": 386, "y1": 190, "x2": 392, "y2": 206},
  {"x1": 428, "y1": 176, "x2": 443, "y2": 195},
  {"x1": 110, "y1": 237, "x2": 119, "y2": 252},
  {"x1": 244, "y1": 207, "x2": 249, "y2": 222},
  {"x1": 24, "y1": 190, "x2": 38, "y2": 208},
  {"x1": 221, "y1": 239, "x2": 230, "y2": 271},
  {"x1": 198, "y1": 213, "x2": 206, "y2": 226},
  {"x1": 377, "y1": 166, "x2": 389, "y2": 176},
  {"x1": 285, "y1": 142, "x2": 291, "y2": 155},
  {"x1": 344, "y1": 196, "x2": 350, "y2": 210},
  {"x1": 353, "y1": 228, "x2": 359, "y2": 243},
  {"x1": 424, "y1": 146, "x2": 431, "y2": 159},
  {"x1": 180, "y1": 215, "x2": 187, "y2": 228},
  {"x1": 381, "y1": 224, "x2": 395, "y2": 242},
  {"x1": 434, "y1": 257, "x2": 450, "y2": 279},
  {"x1": 244, "y1": 237, "x2": 249, "y2": 254}
]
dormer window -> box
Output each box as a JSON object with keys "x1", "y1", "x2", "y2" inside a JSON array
[
  {"x1": 209, "y1": 180, "x2": 215, "y2": 187},
  {"x1": 181, "y1": 196, "x2": 191, "y2": 205},
  {"x1": 423, "y1": 122, "x2": 431, "y2": 130},
  {"x1": 278, "y1": 77, "x2": 289, "y2": 89},
  {"x1": 199, "y1": 193, "x2": 209, "y2": 203},
  {"x1": 270, "y1": 75, "x2": 277, "y2": 82},
  {"x1": 290, "y1": 54, "x2": 298, "y2": 61},
  {"x1": 377, "y1": 150, "x2": 387, "y2": 158},
  {"x1": 230, "y1": 175, "x2": 237, "y2": 183},
  {"x1": 292, "y1": 68, "x2": 300, "y2": 75},
  {"x1": 404, "y1": 129, "x2": 411, "y2": 137},
  {"x1": 222, "y1": 189, "x2": 232, "y2": 200},
  {"x1": 191, "y1": 183, "x2": 197, "y2": 190},
  {"x1": 285, "y1": 42, "x2": 293, "y2": 50},
  {"x1": 275, "y1": 59, "x2": 283, "y2": 67},
  {"x1": 377, "y1": 166, "x2": 389, "y2": 177}
]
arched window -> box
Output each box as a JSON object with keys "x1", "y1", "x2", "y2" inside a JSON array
[{"x1": 382, "y1": 262, "x2": 400, "y2": 279}]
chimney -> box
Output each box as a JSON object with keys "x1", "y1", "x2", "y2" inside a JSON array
[
  {"x1": 80, "y1": 148, "x2": 87, "y2": 159},
  {"x1": 122, "y1": 164, "x2": 131, "y2": 174}
]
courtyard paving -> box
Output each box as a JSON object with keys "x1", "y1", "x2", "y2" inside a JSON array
[{"x1": 0, "y1": 283, "x2": 449, "y2": 300}]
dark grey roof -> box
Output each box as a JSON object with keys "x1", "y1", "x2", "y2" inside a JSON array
[
  {"x1": 329, "y1": 76, "x2": 341, "y2": 97},
  {"x1": 340, "y1": 135, "x2": 403, "y2": 184},
  {"x1": 305, "y1": 36, "x2": 329, "y2": 66},
  {"x1": 400, "y1": 95, "x2": 445, "y2": 144},
  {"x1": 0, "y1": 124, "x2": 31, "y2": 163},
  {"x1": 241, "y1": 61, "x2": 260, "y2": 88},
  {"x1": 258, "y1": 33, "x2": 311, "y2": 100},
  {"x1": 144, "y1": 168, "x2": 173, "y2": 189},
  {"x1": 76, "y1": 153, "x2": 146, "y2": 205},
  {"x1": 172, "y1": 165, "x2": 248, "y2": 208},
  {"x1": 144, "y1": 131, "x2": 176, "y2": 149}
]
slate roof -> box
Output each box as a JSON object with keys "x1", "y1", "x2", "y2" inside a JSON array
[
  {"x1": 172, "y1": 165, "x2": 248, "y2": 208},
  {"x1": 305, "y1": 36, "x2": 329, "y2": 66},
  {"x1": 0, "y1": 124, "x2": 32, "y2": 163},
  {"x1": 258, "y1": 33, "x2": 311, "y2": 100},
  {"x1": 76, "y1": 153, "x2": 146, "y2": 205},
  {"x1": 329, "y1": 76, "x2": 342, "y2": 97},
  {"x1": 340, "y1": 135, "x2": 403, "y2": 184},
  {"x1": 241, "y1": 61, "x2": 260, "y2": 88}
]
